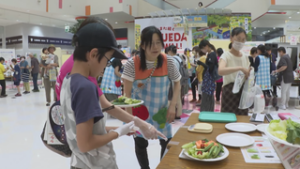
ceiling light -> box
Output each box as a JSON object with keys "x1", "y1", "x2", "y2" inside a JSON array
[
  {"x1": 268, "y1": 30, "x2": 270, "y2": 32},
  {"x1": 254, "y1": 27, "x2": 256, "y2": 29},
  {"x1": 52, "y1": 25, "x2": 55, "y2": 27},
  {"x1": 273, "y1": 27, "x2": 276, "y2": 29},
  {"x1": 263, "y1": 32, "x2": 265, "y2": 34},
  {"x1": 105, "y1": 18, "x2": 108, "y2": 21},
  {"x1": 40, "y1": 23, "x2": 42, "y2": 25},
  {"x1": 289, "y1": 17, "x2": 292, "y2": 18},
  {"x1": 115, "y1": 22, "x2": 118, "y2": 24},
  {"x1": 298, "y1": 12, "x2": 300, "y2": 14}
]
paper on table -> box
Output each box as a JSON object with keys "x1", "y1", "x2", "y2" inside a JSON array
[
  {"x1": 241, "y1": 136, "x2": 281, "y2": 163},
  {"x1": 255, "y1": 114, "x2": 265, "y2": 122},
  {"x1": 271, "y1": 139, "x2": 300, "y2": 169}
]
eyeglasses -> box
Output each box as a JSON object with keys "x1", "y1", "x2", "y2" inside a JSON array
[{"x1": 104, "y1": 55, "x2": 112, "y2": 67}]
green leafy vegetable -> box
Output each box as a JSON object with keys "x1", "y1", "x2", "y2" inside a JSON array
[
  {"x1": 268, "y1": 119, "x2": 287, "y2": 141},
  {"x1": 286, "y1": 119, "x2": 300, "y2": 144}
]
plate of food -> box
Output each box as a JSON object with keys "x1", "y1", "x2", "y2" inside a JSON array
[
  {"x1": 265, "y1": 119, "x2": 300, "y2": 148},
  {"x1": 112, "y1": 96, "x2": 144, "y2": 108},
  {"x1": 181, "y1": 139, "x2": 229, "y2": 162}
]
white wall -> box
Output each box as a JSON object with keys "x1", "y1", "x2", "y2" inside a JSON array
[{"x1": 87, "y1": 0, "x2": 123, "y2": 14}]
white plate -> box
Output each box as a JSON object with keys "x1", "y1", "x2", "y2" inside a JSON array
[
  {"x1": 256, "y1": 124, "x2": 268, "y2": 133},
  {"x1": 265, "y1": 124, "x2": 300, "y2": 148},
  {"x1": 112, "y1": 100, "x2": 144, "y2": 108},
  {"x1": 216, "y1": 133, "x2": 255, "y2": 147},
  {"x1": 225, "y1": 123, "x2": 257, "y2": 133},
  {"x1": 183, "y1": 146, "x2": 229, "y2": 162}
]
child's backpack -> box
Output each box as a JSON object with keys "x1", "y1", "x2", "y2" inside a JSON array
[
  {"x1": 174, "y1": 57, "x2": 189, "y2": 95},
  {"x1": 40, "y1": 101, "x2": 72, "y2": 157}
]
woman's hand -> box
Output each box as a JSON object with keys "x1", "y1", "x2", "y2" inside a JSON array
[
  {"x1": 47, "y1": 64, "x2": 53, "y2": 69},
  {"x1": 240, "y1": 67, "x2": 251, "y2": 79},
  {"x1": 167, "y1": 105, "x2": 176, "y2": 123}
]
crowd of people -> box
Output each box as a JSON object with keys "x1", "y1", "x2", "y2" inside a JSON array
[
  {"x1": 0, "y1": 45, "x2": 59, "y2": 107},
  {"x1": 0, "y1": 16, "x2": 300, "y2": 169}
]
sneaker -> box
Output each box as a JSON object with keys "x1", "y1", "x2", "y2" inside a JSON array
[
  {"x1": 175, "y1": 116, "x2": 181, "y2": 120},
  {"x1": 286, "y1": 104, "x2": 289, "y2": 109},
  {"x1": 279, "y1": 105, "x2": 286, "y2": 110},
  {"x1": 46, "y1": 103, "x2": 50, "y2": 106},
  {"x1": 15, "y1": 93, "x2": 22, "y2": 97},
  {"x1": 24, "y1": 91, "x2": 30, "y2": 94},
  {"x1": 32, "y1": 89, "x2": 40, "y2": 92},
  {"x1": 0, "y1": 94, "x2": 7, "y2": 98}
]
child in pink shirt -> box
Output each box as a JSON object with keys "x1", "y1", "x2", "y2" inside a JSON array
[{"x1": 55, "y1": 54, "x2": 102, "y2": 101}]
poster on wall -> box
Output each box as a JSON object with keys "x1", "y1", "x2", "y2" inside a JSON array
[
  {"x1": 230, "y1": 14, "x2": 252, "y2": 41},
  {"x1": 135, "y1": 24, "x2": 141, "y2": 50},
  {"x1": 174, "y1": 15, "x2": 208, "y2": 28},
  {"x1": 242, "y1": 41, "x2": 264, "y2": 55},
  {"x1": 0, "y1": 49, "x2": 15, "y2": 67},
  {"x1": 135, "y1": 17, "x2": 191, "y2": 50}
]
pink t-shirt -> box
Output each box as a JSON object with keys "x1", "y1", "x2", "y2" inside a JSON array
[{"x1": 55, "y1": 54, "x2": 102, "y2": 101}]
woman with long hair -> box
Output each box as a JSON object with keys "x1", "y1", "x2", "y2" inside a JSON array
[
  {"x1": 199, "y1": 40, "x2": 218, "y2": 111},
  {"x1": 122, "y1": 26, "x2": 181, "y2": 169},
  {"x1": 218, "y1": 27, "x2": 251, "y2": 115},
  {"x1": 190, "y1": 46, "x2": 200, "y2": 103}
]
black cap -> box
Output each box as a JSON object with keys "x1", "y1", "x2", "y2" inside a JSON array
[{"x1": 75, "y1": 22, "x2": 128, "y2": 60}]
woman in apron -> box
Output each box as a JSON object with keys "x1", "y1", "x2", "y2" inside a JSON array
[
  {"x1": 122, "y1": 26, "x2": 181, "y2": 169},
  {"x1": 256, "y1": 45, "x2": 271, "y2": 102},
  {"x1": 218, "y1": 27, "x2": 251, "y2": 115}
]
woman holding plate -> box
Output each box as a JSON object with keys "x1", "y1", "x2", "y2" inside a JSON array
[{"x1": 122, "y1": 26, "x2": 181, "y2": 169}]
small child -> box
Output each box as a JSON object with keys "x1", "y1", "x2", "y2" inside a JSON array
[
  {"x1": 10, "y1": 59, "x2": 21, "y2": 97},
  {"x1": 41, "y1": 48, "x2": 54, "y2": 77}
]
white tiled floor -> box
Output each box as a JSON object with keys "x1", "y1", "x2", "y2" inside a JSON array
[{"x1": 1, "y1": 88, "x2": 300, "y2": 169}]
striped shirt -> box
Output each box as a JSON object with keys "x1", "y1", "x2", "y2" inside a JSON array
[{"x1": 122, "y1": 55, "x2": 181, "y2": 82}]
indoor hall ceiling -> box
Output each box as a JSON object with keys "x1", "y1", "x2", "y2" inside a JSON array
[
  {"x1": 164, "y1": 0, "x2": 232, "y2": 9},
  {"x1": 0, "y1": 8, "x2": 76, "y2": 28}
]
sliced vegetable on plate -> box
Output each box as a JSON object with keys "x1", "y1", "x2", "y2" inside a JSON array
[
  {"x1": 181, "y1": 139, "x2": 229, "y2": 161},
  {"x1": 112, "y1": 95, "x2": 142, "y2": 105}
]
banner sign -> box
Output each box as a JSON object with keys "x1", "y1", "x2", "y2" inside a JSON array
[
  {"x1": 28, "y1": 36, "x2": 72, "y2": 45},
  {"x1": 6, "y1": 36, "x2": 22, "y2": 45},
  {"x1": 174, "y1": 15, "x2": 208, "y2": 28},
  {"x1": 135, "y1": 17, "x2": 191, "y2": 50}
]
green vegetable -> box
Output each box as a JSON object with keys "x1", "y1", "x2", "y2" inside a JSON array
[
  {"x1": 212, "y1": 145, "x2": 221, "y2": 158},
  {"x1": 268, "y1": 119, "x2": 287, "y2": 141},
  {"x1": 286, "y1": 119, "x2": 300, "y2": 144},
  {"x1": 113, "y1": 96, "x2": 141, "y2": 105},
  {"x1": 251, "y1": 154, "x2": 260, "y2": 159},
  {"x1": 208, "y1": 146, "x2": 216, "y2": 158},
  {"x1": 203, "y1": 143, "x2": 214, "y2": 152},
  {"x1": 182, "y1": 142, "x2": 195, "y2": 149}
]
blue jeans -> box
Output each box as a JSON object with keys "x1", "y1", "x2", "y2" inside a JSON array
[{"x1": 32, "y1": 73, "x2": 39, "y2": 90}]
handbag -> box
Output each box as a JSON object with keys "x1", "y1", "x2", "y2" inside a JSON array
[
  {"x1": 40, "y1": 101, "x2": 72, "y2": 157},
  {"x1": 49, "y1": 68, "x2": 57, "y2": 82}
]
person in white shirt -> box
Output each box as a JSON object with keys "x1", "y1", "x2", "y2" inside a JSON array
[{"x1": 218, "y1": 27, "x2": 251, "y2": 115}]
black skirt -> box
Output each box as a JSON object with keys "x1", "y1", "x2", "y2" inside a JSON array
[{"x1": 200, "y1": 93, "x2": 215, "y2": 112}]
